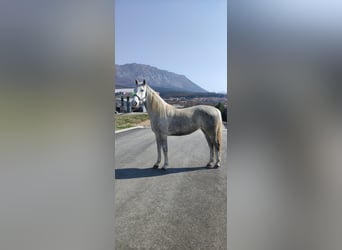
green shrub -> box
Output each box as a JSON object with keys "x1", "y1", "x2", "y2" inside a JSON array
[{"x1": 215, "y1": 102, "x2": 227, "y2": 122}]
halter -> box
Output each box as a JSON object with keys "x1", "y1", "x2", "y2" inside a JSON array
[{"x1": 133, "y1": 92, "x2": 146, "y2": 105}]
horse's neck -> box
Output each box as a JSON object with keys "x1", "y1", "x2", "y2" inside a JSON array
[{"x1": 145, "y1": 87, "x2": 172, "y2": 117}]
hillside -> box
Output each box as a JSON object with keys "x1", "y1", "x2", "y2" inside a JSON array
[{"x1": 115, "y1": 63, "x2": 207, "y2": 93}]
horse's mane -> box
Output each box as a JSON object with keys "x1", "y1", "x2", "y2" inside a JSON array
[{"x1": 146, "y1": 85, "x2": 173, "y2": 117}]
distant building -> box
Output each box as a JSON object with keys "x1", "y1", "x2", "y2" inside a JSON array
[{"x1": 115, "y1": 88, "x2": 135, "y2": 97}]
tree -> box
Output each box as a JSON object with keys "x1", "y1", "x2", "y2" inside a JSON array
[{"x1": 215, "y1": 102, "x2": 227, "y2": 122}]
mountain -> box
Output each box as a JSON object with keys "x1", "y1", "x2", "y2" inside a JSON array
[{"x1": 115, "y1": 63, "x2": 207, "y2": 93}]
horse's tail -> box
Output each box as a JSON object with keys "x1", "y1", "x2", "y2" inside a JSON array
[{"x1": 216, "y1": 109, "x2": 223, "y2": 153}]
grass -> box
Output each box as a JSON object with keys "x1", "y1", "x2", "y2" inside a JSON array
[{"x1": 115, "y1": 113, "x2": 150, "y2": 130}]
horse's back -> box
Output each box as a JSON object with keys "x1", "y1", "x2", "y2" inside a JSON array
[
  {"x1": 173, "y1": 105, "x2": 221, "y2": 132},
  {"x1": 190, "y1": 105, "x2": 221, "y2": 124}
]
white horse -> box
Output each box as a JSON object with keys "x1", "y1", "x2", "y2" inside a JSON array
[{"x1": 132, "y1": 80, "x2": 222, "y2": 170}]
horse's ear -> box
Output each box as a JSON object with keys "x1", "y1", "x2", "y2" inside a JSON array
[
  {"x1": 135, "y1": 80, "x2": 138, "y2": 85},
  {"x1": 143, "y1": 80, "x2": 146, "y2": 85}
]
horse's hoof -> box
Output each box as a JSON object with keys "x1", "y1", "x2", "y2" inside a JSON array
[
  {"x1": 206, "y1": 163, "x2": 214, "y2": 169},
  {"x1": 214, "y1": 163, "x2": 221, "y2": 168},
  {"x1": 152, "y1": 164, "x2": 159, "y2": 169},
  {"x1": 161, "y1": 167, "x2": 167, "y2": 171}
]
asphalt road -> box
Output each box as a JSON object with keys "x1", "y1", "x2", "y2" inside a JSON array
[{"x1": 115, "y1": 127, "x2": 227, "y2": 250}]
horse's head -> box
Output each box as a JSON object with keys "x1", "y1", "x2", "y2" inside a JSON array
[{"x1": 132, "y1": 79, "x2": 147, "y2": 109}]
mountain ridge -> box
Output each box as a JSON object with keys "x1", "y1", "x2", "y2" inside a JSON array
[{"x1": 115, "y1": 63, "x2": 207, "y2": 93}]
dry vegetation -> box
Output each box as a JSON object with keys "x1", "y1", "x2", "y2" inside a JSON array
[{"x1": 115, "y1": 113, "x2": 150, "y2": 130}]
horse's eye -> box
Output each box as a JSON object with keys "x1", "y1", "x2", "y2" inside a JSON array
[{"x1": 140, "y1": 89, "x2": 144, "y2": 92}]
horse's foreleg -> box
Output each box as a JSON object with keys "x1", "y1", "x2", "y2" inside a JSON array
[
  {"x1": 153, "y1": 134, "x2": 161, "y2": 169},
  {"x1": 160, "y1": 135, "x2": 168, "y2": 170}
]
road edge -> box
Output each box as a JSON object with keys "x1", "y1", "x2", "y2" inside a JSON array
[{"x1": 115, "y1": 126, "x2": 145, "y2": 134}]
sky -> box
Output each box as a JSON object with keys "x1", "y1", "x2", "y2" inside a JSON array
[{"x1": 115, "y1": 0, "x2": 227, "y2": 93}]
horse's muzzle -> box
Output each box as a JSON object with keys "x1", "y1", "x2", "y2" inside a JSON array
[{"x1": 131, "y1": 100, "x2": 138, "y2": 108}]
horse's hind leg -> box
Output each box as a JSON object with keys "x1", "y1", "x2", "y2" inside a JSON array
[
  {"x1": 202, "y1": 129, "x2": 214, "y2": 168},
  {"x1": 153, "y1": 133, "x2": 161, "y2": 169},
  {"x1": 214, "y1": 141, "x2": 221, "y2": 168},
  {"x1": 160, "y1": 134, "x2": 169, "y2": 170},
  {"x1": 214, "y1": 125, "x2": 222, "y2": 168}
]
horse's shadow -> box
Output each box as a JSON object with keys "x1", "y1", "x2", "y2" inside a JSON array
[{"x1": 115, "y1": 166, "x2": 208, "y2": 179}]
